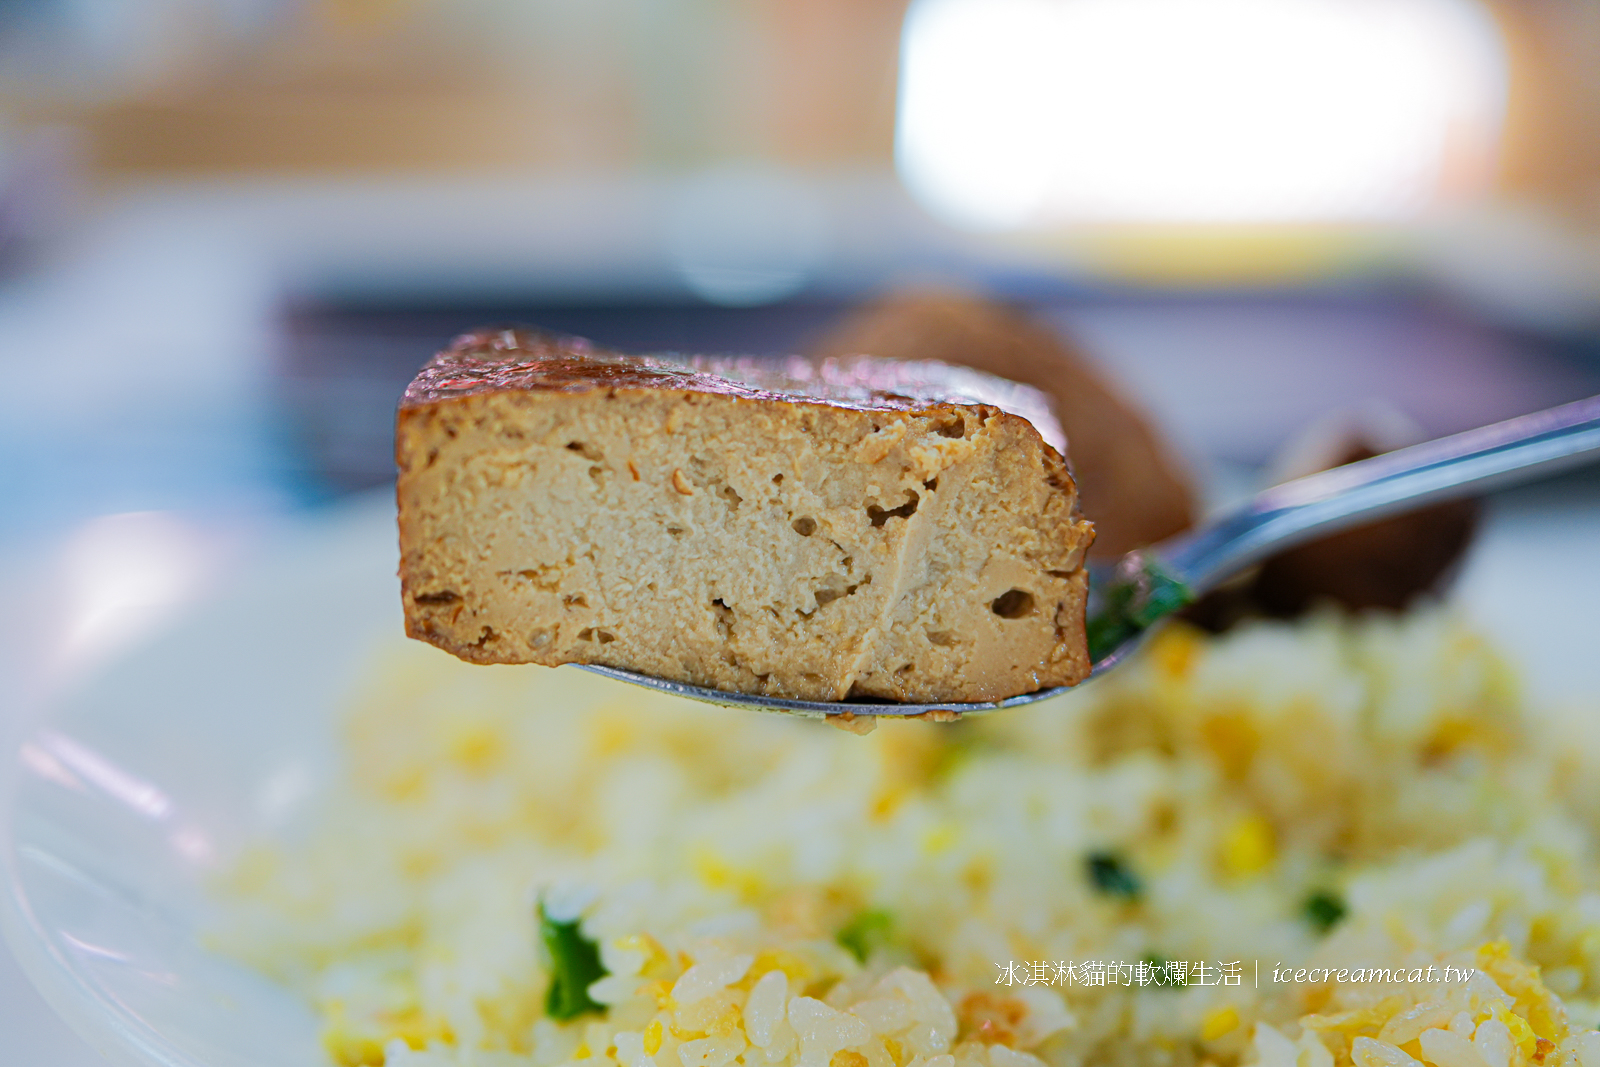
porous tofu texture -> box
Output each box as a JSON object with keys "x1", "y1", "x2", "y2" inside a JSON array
[{"x1": 397, "y1": 386, "x2": 1094, "y2": 703}]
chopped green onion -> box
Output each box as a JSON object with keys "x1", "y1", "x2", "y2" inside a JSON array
[
  {"x1": 1303, "y1": 890, "x2": 1347, "y2": 933},
  {"x1": 836, "y1": 908, "x2": 895, "y2": 963},
  {"x1": 1086, "y1": 851, "x2": 1142, "y2": 901},
  {"x1": 1086, "y1": 555, "x2": 1194, "y2": 664},
  {"x1": 538, "y1": 900, "x2": 606, "y2": 1020}
]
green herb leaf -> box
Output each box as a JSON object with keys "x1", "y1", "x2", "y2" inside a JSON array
[
  {"x1": 1303, "y1": 890, "x2": 1347, "y2": 933},
  {"x1": 538, "y1": 900, "x2": 607, "y2": 1020},
  {"x1": 836, "y1": 908, "x2": 895, "y2": 963},
  {"x1": 1086, "y1": 554, "x2": 1194, "y2": 664},
  {"x1": 1086, "y1": 851, "x2": 1142, "y2": 900}
]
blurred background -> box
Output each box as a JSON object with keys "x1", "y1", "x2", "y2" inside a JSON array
[
  {"x1": 3, "y1": 0, "x2": 1600, "y2": 529},
  {"x1": 5, "y1": 0, "x2": 1600, "y2": 1058}
]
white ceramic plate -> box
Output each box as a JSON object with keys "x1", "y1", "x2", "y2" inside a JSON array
[
  {"x1": 0, "y1": 498, "x2": 402, "y2": 1067},
  {"x1": 3, "y1": 485, "x2": 1598, "y2": 1067}
]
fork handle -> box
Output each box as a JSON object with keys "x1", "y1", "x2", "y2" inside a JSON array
[{"x1": 1161, "y1": 393, "x2": 1600, "y2": 594}]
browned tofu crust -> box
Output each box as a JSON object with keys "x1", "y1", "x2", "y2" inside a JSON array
[{"x1": 397, "y1": 328, "x2": 1096, "y2": 702}]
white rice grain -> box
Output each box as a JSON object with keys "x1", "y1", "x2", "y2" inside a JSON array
[
  {"x1": 1419, "y1": 1027, "x2": 1488, "y2": 1067},
  {"x1": 745, "y1": 970, "x2": 789, "y2": 1048},
  {"x1": 672, "y1": 955, "x2": 753, "y2": 1006},
  {"x1": 789, "y1": 996, "x2": 871, "y2": 1067},
  {"x1": 1297, "y1": 1032, "x2": 1334, "y2": 1067},
  {"x1": 1472, "y1": 1019, "x2": 1514, "y2": 1067},
  {"x1": 1353, "y1": 1038, "x2": 1424, "y2": 1067},
  {"x1": 879, "y1": 970, "x2": 956, "y2": 1045},
  {"x1": 615, "y1": 1031, "x2": 657, "y2": 1067},
  {"x1": 1255, "y1": 1023, "x2": 1300, "y2": 1067},
  {"x1": 1569, "y1": 1032, "x2": 1600, "y2": 1067},
  {"x1": 677, "y1": 1035, "x2": 746, "y2": 1067},
  {"x1": 988, "y1": 1046, "x2": 1047, "y2": 1067},
  {"x1": 1380, "y1": 1003, "x2": 1454, "y2": 1046},
  {"x1": 848, "y1": 998, "x2": 912, "y2": 1036}
]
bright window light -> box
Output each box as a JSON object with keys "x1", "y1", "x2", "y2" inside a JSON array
[{"x1": 896, "y1": 0, "x2": 1508, "y2": 229}]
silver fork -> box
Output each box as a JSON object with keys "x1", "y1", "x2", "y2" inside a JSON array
[{"x1": 580, "y1": 393, "x2": 1600, "y2": 718}]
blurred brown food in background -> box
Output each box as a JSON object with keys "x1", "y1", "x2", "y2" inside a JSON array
[
  {"x1": 811, "y1": 291, "x2": 1198, "y2": 559},
  {"x1": 1184, "y1": 446, "x2": 1481, "y2": 633}
]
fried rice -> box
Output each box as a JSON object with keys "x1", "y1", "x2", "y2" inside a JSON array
[{"x1": 209, "y1": 609, "x2": 1600, "y2": 1067}]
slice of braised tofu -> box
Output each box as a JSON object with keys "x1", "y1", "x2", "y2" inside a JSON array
[{"x1": 396, "y1": 329, "x2": 1095, "y2": 703}]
